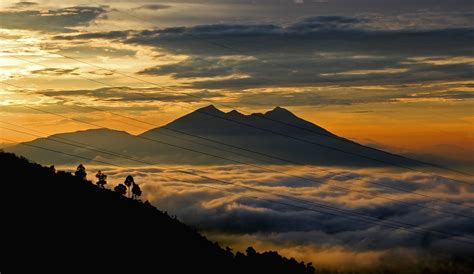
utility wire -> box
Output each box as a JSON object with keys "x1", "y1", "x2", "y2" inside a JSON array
[
  {"x1": 3, "y1": 120, "x2": 473, "y2": 221},
  {"x1": 0, "y1": 124, "x2": 155, "y2": 166},
  {"x1": 1, "y1": 137, "x2": 473, "y2": 246},
  {"x1": 15, "y1": 5, "x2": 472, "y2": 179},
  {"x1": 7, "y1": 51, "x2": 474, "y2": 183},
  {"x1": 62, "y1": 104, "x2": 474, "y2": 217},
  {"x1": 15, "y1": 101, "x2": 474, "y2": 214},
  {"x1": 3, "y1": 81, "x2": 474, "y2": 216},
  {"x1": 6, "y1": 106, "x2": 474, "y2": 243},
  {"x1": 5, "y1": 55, "x2": 474, "y2": 189},
  {"x1": 2, "y1": 1, "x2": 473, "y2": 253}
]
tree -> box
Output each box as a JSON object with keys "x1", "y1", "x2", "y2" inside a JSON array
[
  {"x1": 114, "y1": 184, "x2": 127, "y2": 196},
  {"x1": 74, "y1": 164, "x2": 87, "y2": 180},
  {"x1": 124, "y1": 175, "x2": 134, "y2": 198},
  {"x1": 131, "y1": 183, "x2": 142, "y2": 199},
  {"x1": 246, "y1": 247, "x2": 257, "y2": 257},
  {"x1": 95, "y1": 170, "x2": 107, "y2": 188}
]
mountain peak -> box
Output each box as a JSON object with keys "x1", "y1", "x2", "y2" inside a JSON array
[
  {"x1": 196, "y1": 104, "x2": 223, "y2": 114},
  {"x1": 271, "y1": 106, "x2": 290, "y2": 112},
  {"x1": 49, "y1": 128, "x2": 131, "y2": 138},
  {"x1": 227, "y1": 109, "x2": 246, "y2": 117},
  {"x1": 264, "y1": 106, "x2": 297, "y2": 118}
]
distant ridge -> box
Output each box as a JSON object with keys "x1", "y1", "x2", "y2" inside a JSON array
[{"x1": 6, "y1": 105, "x2": 421, "y2": 167}]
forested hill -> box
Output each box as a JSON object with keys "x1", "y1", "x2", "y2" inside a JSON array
[{"x1": 1, "y1": 152, "x2": 315, "y2": 274}]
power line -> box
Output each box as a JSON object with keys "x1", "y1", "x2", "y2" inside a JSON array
[
  {"x1": 1, "y1": 1, "x2": 472, "y2": 255},
  {"x1": 64, "y1": 104, "x2": 474, "y2": 217},
  {"x1": 179, "y1": 170, "x2": 474, "y2": 243},
  {"x1": 4, "y1": 119, "x2": 473, "y2": 221},
  {"x1": 0, "y1": 124, "x2": 156, "y2": 166},
  {"x1": 4, "y1": 34, "x2": 474, "y2": 213},
  {"x1": 2, "y1": 137, "x2": 473, "y2": 246},
  {"x1": 3, "y1": 1, "x2": 472, "y2": 180},
  {"x1": 17, "y1": 6, "x2": 472, "y2": 179},
  {"x1": 3, "y1": 81, "x2": 474, "y2": 217},
  {"x1": 16, "y1": 102, "x2": 474, "y2": 214},
  {"x1": 4, "y1": 62, "x2": 474, "y2": 219},
  {"x1": 32, "y1": 101, "x2": 474, "y2": 206},
  {"x1": 7, "y1": 92, "x2": 474, "y2": 240},
  {"x1": 4, "y1": 54, "x2": 474, "y2": 185},
  {"x1": 1, "y1": 137, "x2": 124, "y2": 169},
  {"x1": 2, "y1": 57, "x2": 474, "y2": 213},
  {"x1": 1, "y1": 2, "x2": 472, "y2": 256}
]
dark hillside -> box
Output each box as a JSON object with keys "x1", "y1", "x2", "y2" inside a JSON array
[{"x1": 1, "y1": 152, "x2": 315, "y2": 274}]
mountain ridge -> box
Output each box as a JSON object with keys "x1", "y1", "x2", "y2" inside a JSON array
[
  {"x1": 1, "y1": 151, "x2": 315, "y2": 273},
  {"x1": 5, "y1": 105, "x2": 421, "y2": 168}
]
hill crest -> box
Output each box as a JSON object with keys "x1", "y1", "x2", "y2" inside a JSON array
[{"x1": 1, "y1": 151, "x2": 315, "y2": 273}]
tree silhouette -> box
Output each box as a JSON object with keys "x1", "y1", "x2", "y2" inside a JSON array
[
  {"x1": 114, "y1": 184, "x2": 127, "y2": 196},
  {"x1": 3, "y1": 152, "x2": 320, "y2": 274},
  {"x1": 95, "y1": 170, "x2": 107, "y2": 188},
  {"x1": 246, "y1": 246, "x2": 257, "y2": 257},
  {"x1": 132, "y1": 183, "x2": 142, "y2": 199},
  {"x1": 74, "y1": 164, "x2": 87, "y2": 180},
  {"x1": 124, "y1": 175, "x2": 134, "y2": 198}
]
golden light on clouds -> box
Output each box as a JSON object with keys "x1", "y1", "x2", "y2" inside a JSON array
[
  {"x1": 0, "y1": 0, "x2": 472, "y2": 158},
  {"x1": 1, "y1": 2, "x2": 473, "y2": 271}
]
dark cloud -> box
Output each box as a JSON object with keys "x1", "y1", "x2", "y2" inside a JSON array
[
  {"x1": 132, "y1": 4, "x2": 171, "y2": 11},
  {"x1": 11, "y1": 1, "x2": 38, "y2": 8},
  {"x1": 32, "y1": 82, "x2": 473, "y2": 109},
  {"x1": 56, "y1": 15, "x2": 473, "y2": 90},
  {"x1": 0, "y1": 6, "x2": 107, "y2": 32},
  {"x1": 31, "y1": 67, "x2": 79, "y2": 76},
  {"x1": 217, "y1": 84, "x2": 474, "y2": 107},
  {"x1": 121, "y1": 0, "x2": 474, "y2": 13},
  {"x1": 138, "y1": 56, "x2": 246, "y2": 78},
  {"x1": 406, "y1": 90, "x2": 474, "y2": 100},
  {"x1": 287, "y1": 15, "x2": 367, "y2": 31},
  {"x1": 119, "y1": 18, "x2": 473, "y2": 57},
  {"x1": 54, "y1": 30, "x2": 131, "y2": 40},
  {"x1": 36, "y1": 87, "x2": 224, "y2": 103},
  {"x1": 53, "y1": 45, "x2": 137, "y2": 58}
]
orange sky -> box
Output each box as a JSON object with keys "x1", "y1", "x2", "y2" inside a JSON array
[{"x1": 1, "y1": 0, "x2": 473, "y2": 159}]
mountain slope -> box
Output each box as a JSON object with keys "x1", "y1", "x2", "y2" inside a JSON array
[
  {"x1": 1, "y1": 152, "x2": 315, "y2": 273},
  {"x1": 6, "y1": 128, "x2": 144, "y2": 165},
  {"x1": 141, "y1": 105, "x2": 421, "y2": 167},
  {"x1": 6, "y1": 105, "x2": 422, "y2": 167}
]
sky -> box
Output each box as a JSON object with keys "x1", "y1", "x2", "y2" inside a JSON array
[
  {"x1": 1, "y1": 0, "x2": 473, "y2": 271},
  {"x1": 0, "y1": 0, "x2": 473, "y2": 159}
]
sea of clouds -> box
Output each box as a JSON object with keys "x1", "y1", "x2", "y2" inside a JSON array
[{"x1": 61, "y1": 164, "x2": 474, "y2": 270}]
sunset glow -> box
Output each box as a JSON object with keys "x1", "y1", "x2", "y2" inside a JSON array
[{"x1": 1, "y1": 0, "x2": 473, "y2": 272}]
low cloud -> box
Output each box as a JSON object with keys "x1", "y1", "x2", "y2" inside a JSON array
[
  {"x1": 138, "y1": 56, "x2": 250, "y2": 78},
  {"x1": 0, "y1": 5, "x2": 108, "y2": 32},
  {"x1": 31, "y1": 67, "x2": 80, "y2": 76},
  {"x1": 11, "y1": 1, "x2": 38, "y2": 9},
  {"x1": 80, "y1": 164, "x2": 473, "y2": 270},
  {"x1": 28, "y1": 82, "x2": 474, "y2": 110},
  {"x1": 35, "y1": 87, "x2": 224, "y2": 103},
  {"x1": 132, "y1": 4, "x2": 171, "y2": 11}
]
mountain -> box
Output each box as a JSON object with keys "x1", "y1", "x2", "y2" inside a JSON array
[
  {"x1": 1, "y1": 152, "x2": 315, "y2": 273},
  {"x1": 5, "y1": 105, "x2": 422, "y2": 168},
  {"x1": 6, "y1": 128, "x2": 144, "y2": 165}
]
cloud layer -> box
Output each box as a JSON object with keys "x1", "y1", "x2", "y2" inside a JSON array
[
  {"x1": 76, "y1": 164, "x2": 474, "y2": 270},
  {"x1": 53, "y1": 15, "x2": 474, "y2": 93},
  {"x1": 0, "y1": 5, "x2": 107, "y2": 32}
]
